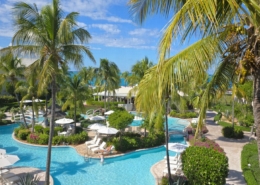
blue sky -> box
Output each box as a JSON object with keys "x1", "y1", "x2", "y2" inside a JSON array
[{"x1": 0, "y1": 0, "x2": 193, "y2": 72}]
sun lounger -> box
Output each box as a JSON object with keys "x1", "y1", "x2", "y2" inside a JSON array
[
  {"x1": 87, "y1": 138, "x2": 101, "y2": 149},
  {"x1": 91, "y1": 142, "x2": 107, "y2": 153},
  {"x1": 3, "y1": 175, "x2": 21, "y2": 185},
  {"x1": 85, "y1": 135, "x2": 98, "y2": 146}
]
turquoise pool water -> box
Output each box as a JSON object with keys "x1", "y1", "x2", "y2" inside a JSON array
[{"x1": 0, "y1": 118, "x2": 188, "y2": 185}]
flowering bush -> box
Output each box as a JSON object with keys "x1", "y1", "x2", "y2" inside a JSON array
[
  {"x1": 28, "y1": 133, "x2": 39, "y2": 143},
  {"x1": 189, "y1": 135, "x2": 225, "y2": 153}
]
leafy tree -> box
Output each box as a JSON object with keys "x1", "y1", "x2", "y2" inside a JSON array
[
  {"x1": 3, "y1": 0, "x2": 95, "y2": 184},
  {"x1": 108, "y1": 110, "x2": 134, "y2": 132},
  {"x1": 58, "y1": 74, "x2": 90, "y2": 128},
  {"x1": 0, "y1": 53, "x2": 28, "y2": 128},
  {"x1": 128, "y1": 0, "x2": 260, "y2": 168},
  {"x1": 94, "y1": 59, "x2": 120, "y2": 109}
]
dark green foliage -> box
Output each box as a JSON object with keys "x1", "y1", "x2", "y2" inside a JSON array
[
  {"x1": 18, "y1": 173, "x2": 40, "y2": 185},
  {"x1": 214, "y1": 112, "x2": 222, "y2": 121},
  {"x1": 0, "y1": 113, "x2": 6, "y2": 120},
  {"x1": 222, "y1": 126, "x2": 244, "y2": 139},
  {"x1": 38, "y1": 134, "x2": 49, "y2": 145},
  {"x1": 18, "y1": 129, "x2": 31, "y2": 140},
  {"x1": 218, "y1": 121, "x2": 251, "y2": 132},
  {"x1": 34, "y1": 125, "x2": 44, "y2": 134},
  {"x1": 54, "y1": 127, "x2": 63, "y2": 136},
  {"x1": 182, "y1": 146, "x2": 228, "y2": 185},
  {"x1": 43, "y1": 127, "x2": 50, "y2": 135},
  {"x1": 108, "y1": 110, "x2": 134, "y2": 130},
  {"x1": 160, "y1": 176, "x2": 188, "y2": 185},
  {"x1": 241, "y1": 141, "x2": 260, "y2": 185},
  {"x1": 0, "y1": 106, "x2": 9, "y2": 112},
  {"x1": 238, "y1": 114, "x2": 254, "y2": 127},
  {"x1": 169, "y1": 110, "x2": 197, "y2": 119},
  {"x1": 111, "y1": 132, "x2": 164, "y2": 152},
  {"x1": 0, "y1": 95, "x2": 17, "y2": 104},
  {"x1": 75, "y1": 126, "x2": 83, "y2": 133},
  {"x1": 0, "y1": 120, "x2": 12, "y2": 125}
]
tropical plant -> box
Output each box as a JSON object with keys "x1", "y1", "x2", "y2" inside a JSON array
[
  {"x1": 2, "y1": 0, "x2": 95, "y2": 184},
  {"x1": 58, "y1": 74, "x2": 90, "y2": 128},
  {"x1": 94, "y1": 58, "x2": 120, "y2": 109},
  {"x1": 0, "y1": 53, "x2": 28, "y2": 128},
  {"x1": 17, "y1": 173, "x2": 40, "y2": 185},
  {"x1": 128, "y1": 0, "x2": 260, "y2": 168}
]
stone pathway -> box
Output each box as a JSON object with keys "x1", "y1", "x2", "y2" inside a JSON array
[{"x1": 150, "y1": 111, "x2": 249, "y2": 185}]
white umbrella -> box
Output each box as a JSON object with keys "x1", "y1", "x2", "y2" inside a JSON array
[
  {"x1": 89, "y1": 116, "x2": 105, "y2": 121},
  {"x1": 104, "y1": 110, "x2": 114, "y2": 115},
  {"x1": 0, "y1": 149, "x2": 6, "y2": 155},
  {"x1": 97, "y1": 127, "x2": 118, "y2": 135},
  {"x1": 165, "y1": 143, "x2": 188, "y2": 153},
  {"x1": 55, "y1": 118, "x2": 74, "y2": 125},
  {"x1": 0, "y1": 154, "x2": 20, "y2": 168},
  {"x1": 34, "y1": 99, "x2": 44, "y2": 102},
  {"x1": 88, "y1": 123, "x2": 106, "y2": 130}
]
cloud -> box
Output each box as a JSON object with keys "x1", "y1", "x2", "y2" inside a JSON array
[
  {"x1": 90, "y1": 24, "x2": 120, "y2": 34},
  {"x1": 0, "y1": 26, "x2": 14, "y2": 37},
  {"x1": 129, "y1": 28, "x2": 160, "y2": 37},
  {"x1": 91, "y1": 35, "x2": 157, "y2": 49}
]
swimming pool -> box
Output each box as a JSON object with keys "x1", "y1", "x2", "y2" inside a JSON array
[{"x1": 0, "y1": 118, "x2": 188, "y2": 185}]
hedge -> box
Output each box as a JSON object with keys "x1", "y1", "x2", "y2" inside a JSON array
[
  {"x1": 0, "y1": 95, "x2": 17, "y2": 104},
  {"x1": 169, "y1": 110, "x2": 197, "y2": 119},
  {"x1": 241, "y1": 141, "x2": 260, "y2": 185},
  {"x1": 222, "y1": 126, "x2": 244, "y2": 139},
  {"x1": 182, "y1": 146, "x2": 228, "y2": 185}
]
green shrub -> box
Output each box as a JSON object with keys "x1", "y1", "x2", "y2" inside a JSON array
[
  {"x1": 34, "y1": 125, "x2": 44, "y2": 134},
  {"x1": 0, "y1": 113, "x2": 6, "y2": 119},
  {"x1": 38, "y1": 134, "x2": 49, "y2": 145},
  {"x1": 0, "y1": 120, "x2": 12, "y2": 125},
  {"x1": 75, "y1": 126, "x2": 83, "y2": 134},
  {"x1": 27, "y1": 133, "x2": 39, "y2": 144},
  {"x1": 0, "y1": 95, "x2": 17, "y2": 104},
  {"x1": 18, "y1": 129, "x2": 31, "y2": 140},
  {"x1": 169, "y1": 110, "x2": 197, "y2": 119},
  {"x1": 54, "y1": 127, "x2": 63, "y2": 136},
  {"x1": 222, "y1": 126, "x2": 244, "y2": 139},
  {"x1": 182, "y1": 146, "x2": 228, "y2": 185},
  {"x1": 214, "y1": 112, "x2": 222, "y2": 122},
  {"x1": 241, "y1": 141, "x2": 260, "y2": 185},
  {"x1": 43, "y1": 127, "x2": 50, "y2": 135}
]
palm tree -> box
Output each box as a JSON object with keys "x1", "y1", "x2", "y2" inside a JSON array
[
  {"x1": 1, "y1": 0, "x2": 95, "y2": 183},
  {"x1": 129, "y1": 0, "x2": 260, "y2": 167},
  {"x1": 58, "y1": 74, "x2": 90, "y2": 129},
  {"x1": 94, "y1": 59, "x2": 120, "y2": 110},
  {"x1": 0, "y1": 53, "x2": 28, "y2": 128},
  {"x1": 121, "y1": 71, "x2": 130, "y2": 86}
]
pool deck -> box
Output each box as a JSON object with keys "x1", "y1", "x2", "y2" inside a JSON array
[
  {"x1": 150, "y1": 111, "x2": 250, "y2": 185},
  {"x1": 0, "y1": 167, "x2": 53, "y2": 185}
]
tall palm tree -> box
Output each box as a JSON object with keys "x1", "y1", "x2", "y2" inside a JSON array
[
  {"x1": 129, "y1": 0, "x2": 260, "y2": 167},
  {"x1": 1, "y1": 0, "x2": 95, "y2": 183},
  {"x1": 94, "y1": 59, "x2": 120, "y2": 110},
  {"x1": 121, "y1": 71, "x2": 130, "y2": 86},
  {"x1": 58, "y1": 74, "x2": 90, "y2": 128},
  {"x1": 0, "y1": 53, "x2": 28, "y2": 128}
]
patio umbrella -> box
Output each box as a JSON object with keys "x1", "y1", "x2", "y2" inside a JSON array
[
  {"x1": 97, "y1": 127, "x2": 118, "y2": 135},
  {"x1": 0, "y1": 154, "x2": 20, "y2": 168},
  {"x1": 89, "y1": 116, "x2": 105, "y2": 121},
  {"x1": 0, "y1": 149, "x2": 6, "y2": 155},
  {"x1": 88, "y1": 123, "x2": 106, "y2": 130},
  {"x1": 165, "y1": 143, "x2": 188, "y2": 153},
  {"x1": 55, "y1": 118, "x2": 74, "y2": 125},
  {"x1": 104, "y1": 110, "x2": 114, "y2": 115}
]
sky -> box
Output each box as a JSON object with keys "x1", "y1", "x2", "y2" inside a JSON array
[{"x1": 0, "y1": 0, "x2": 195, "y2": 72}]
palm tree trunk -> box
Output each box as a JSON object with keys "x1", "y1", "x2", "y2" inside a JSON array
[
  {"x1": 74, "y1": 98, "x2": 77, "y2": 133},
  {"x1": 253, "y1": 70, "x2": 260, "y2": 168},
  {"x1": 45, "y1": 79, "x2": 57, "y2": 184},
  {"x1": 15, "y1": 93, "x2": 28, "y2": 128},
  {"x1": 165, "y1": 97, "x2": 173, "y2": 185},
  {"x1": 31, "y1": 99, "x2": 35, "y2": 133},
  {"x1": 104, "y1": 85, "x2": 107, "y2": 110}
]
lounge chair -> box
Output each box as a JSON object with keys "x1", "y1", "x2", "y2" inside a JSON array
[
  {"x1": 87, "y1": 138, "x2": 101, "y2": 149},
  {"x1": 91, "y1": 142, "x2": 107, "y2": 153},
  {"x1": 85, "y1": 135, "x2": 98, "y2": 146},
  {"x1": 1, "y1": 172, "x2": 20, "y2": 184},
  {"x1": 102, "y1": 145, "x2": 115, "y2": 155}
]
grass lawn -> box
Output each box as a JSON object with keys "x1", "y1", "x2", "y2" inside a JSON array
[
  {"x1": 241, "y1": 140, "x2": 260, "y2": 185},
  {"x1": 218, "y1": 121, "x2": 252, "y2": 132}
]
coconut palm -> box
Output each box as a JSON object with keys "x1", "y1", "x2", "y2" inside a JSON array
[
  {"x1": 0, "y1": 53, "x2": 28, "y2": 128},
  {"x1": 129, "y1": 0, "x2": 260, "y2": 168},
  {"x1": 94, "y1": 59, "x2": 120, "y2": 110},
  {"x1": 2, "y1": 0, "x2": 95, "y2": 183},
  {"x1": 58, "y1": 74, "x2": 90, "y2": 128}
]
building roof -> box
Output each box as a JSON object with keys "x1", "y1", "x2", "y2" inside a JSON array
[{"x1": 93, "y1": 86, "x2": 136, "y2": 98}]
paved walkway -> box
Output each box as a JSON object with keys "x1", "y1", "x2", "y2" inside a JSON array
[{"x1": 151, "y1": 111, "x2": 249, "y2": 185}]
